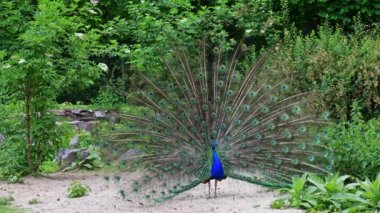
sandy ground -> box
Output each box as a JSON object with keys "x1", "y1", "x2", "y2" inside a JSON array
[{"x1": 0, "y1": 171, "x2": 300, "y2": 213}]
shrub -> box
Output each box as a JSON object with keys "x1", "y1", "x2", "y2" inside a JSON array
[
  {"x1": 62, "y1": 145, "x2": 102, "y2": 172},
  {"x1": 91, "y1": 82, "x2": 125, "y2": 110},
  {"x1": 266, "y1": 24, "x2": 380, "y2": 120},
  {"x1": 0, "y1": 103, "x2": 77, "y2": 180},
  {"x1": 272, "y1": 173, "x2": 380, "y2": 212},
  {"x1": 39, "y1": 160, "x2": 60, "y2": 174},
  {"x1": 67, "y1": 181, "x2": 91, "y2": 198},
  {"x1": 326, "y1": 103, "x2": 380, "y2": 179},
  {"x1": 0, "y1": 102, "x2": 28, "y2": 182}
]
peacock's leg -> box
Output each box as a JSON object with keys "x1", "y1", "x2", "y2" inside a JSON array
[
  {"x1": 214, "y1": 180, "x2": 217, "y2": 197},
  {"x1": 208, "y1": 181, "x2": 211, "y2": 198}
]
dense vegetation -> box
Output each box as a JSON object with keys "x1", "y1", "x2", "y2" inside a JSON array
[
  {"x1": 271, "y1": 173, "x2": 380, "y2": 211},
  {"x1": 0, "y1": 0, "x2": 379, "y2": 211}
]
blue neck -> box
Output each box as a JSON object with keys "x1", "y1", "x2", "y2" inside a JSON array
[{"x1": 210, "y1": 148, "x2": 225, "y2": 179}]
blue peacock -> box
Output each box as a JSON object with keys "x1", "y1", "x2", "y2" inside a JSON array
[{"x1": 108, "y1": 41, "x2": 333, "y2": 203}]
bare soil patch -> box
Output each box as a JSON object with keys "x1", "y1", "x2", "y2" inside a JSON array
[{"x1": 0, "y1": 171, "x2": 300, "y2": 213}]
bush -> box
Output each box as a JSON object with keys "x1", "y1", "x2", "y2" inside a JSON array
[
  {"x1": 67, "y1": 181, "x2": 91, "y2": 198},
  {"x1": 39, "y1": 160, "x2": 60, "y2": 174},
  {"x1": 267, "y1": 24, "x2": 380, "y2": 120},
  {"x1": 0, "y1": 102, "x2": 28, "y2": 182},
  {"x1": 91, "y1": 82, "x2": 125, "y2": 110},
  {"x1": 62, "y1": 145, "x2": 102, "y2": 172},
  {"x1": 326, "y1": 103, "x2": 380, "y2": 179},
  {"x1": 0, "y1": 102, "x2": 76, "y2": 181},
  {"x1": 272, "y1": 173, "x2": 380, "y2": 211}
]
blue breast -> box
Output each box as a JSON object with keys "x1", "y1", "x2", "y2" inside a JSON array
[{"x1": 210, "y1": 149, "x2": 226, "y2": 179}]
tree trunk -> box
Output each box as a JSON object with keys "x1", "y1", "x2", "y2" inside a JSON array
[{"x1": 25, "y1": 88, "x2": 32, "y2": 168}]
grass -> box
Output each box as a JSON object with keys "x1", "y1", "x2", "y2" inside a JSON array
[
  {"x1": 0, "y1": 196, "x2": 14, "y2": 206},
  {"x1": 0, "y1": 205, "x2": 24, "y2": 213},
  {"x1": 0, "y1": 196, "x2": 24, "y2": 213},
  {"x1": 28, "y1": 198, "x2": 41, "y2": 205}
]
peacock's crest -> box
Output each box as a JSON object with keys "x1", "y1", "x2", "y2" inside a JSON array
[{"x1": 106, "y1": 40, "x2": 333, "y2": 203}]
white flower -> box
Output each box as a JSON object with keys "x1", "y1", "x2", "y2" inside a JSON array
[
  {"x1": 18, "y1": 58, "x2": 26, "y2": 64},
  {"x1": 98, "y1": 63, "x2": 108, "y2": 72},
  {"x1": 245, "y1": 29, "x2": 252, "y2": 34},
  {"x1": 90, "y1": 0, "x2": 99, "y2": 4},
  {"x1": 75, "y1": 33, "x2": 85, "y2": 40},
  {"x1": 2, "y1": 64, "x2": 11, "y2": 69},
  {"x1": 260, "y1": 29, "x2": 266, "y2": 34},
  {"x1": 124, "y1": 49, "x2": 131, "y2": 54},
  {"x1": 89, "y1": 9, "x2": 97, "y2": 14},
  {"x1": 179, "y1": 18, "x2": 188, "y2": 24}
]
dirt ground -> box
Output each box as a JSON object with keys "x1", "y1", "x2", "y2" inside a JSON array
[{"x1": 0, "y1": 171, "x2": 301, "y2": 213}]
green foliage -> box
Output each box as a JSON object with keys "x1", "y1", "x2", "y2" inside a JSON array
[
  {"x1": 39, "y1": 160, "x2": 60, "y2": 174},
  {"x1": 77, "y1": 130, "x2": 97, "y2": 148},
  {"x1": 283, "y1": 0, "x2": 380, "y2": 31},
  {"x1": 0, "y1": 102, "x2": 76, "y2": 180},
  {"x1": 267, "y1": 24, "x2": 380, "y2": 120},
  {"x1": 270, "y1": 198, "x2": 289, "y2": 209},
  {"x1": 62, "y1": 145, "x2": 102, "y2": 172},
  {"x1": 0, "y1": 0, "x2": 101, "y2": 174},
  {"x1": 272, "y1": 173, "x2": 380, "y2": 212},
  {"x1": 326, "y1": 103, "x2": 380, "y2": 179},
  {"x1": 67, "y1": 181, "x2": 91, "y2": 198},
  {"x1": 92, "y1": 84, "x2": 124, "y2": 110},
  {"x1": 286, "y1": 173, "x2": 318, "y2": 208},
  {"x1": 1, "y1": 0, "x2": 100, "y2": 102},
  {"x1": 28, "y1": 198, "x2": 41, "y2": 205},
  {"x1": 0, "y1": 103, "x2": 28, "y2": 182},
  {"x1": 310, "y1": 1, "x2": 380, "y2": 27},
  {"x1": 0, "y1": 206, "x2": 23, "y2": 213},
  {"x1": 0, "y1": 196, "x2": 14, "y2": 206},
  {"x1": 358, "y1": 174, "x2": 380, "y2": 209}
]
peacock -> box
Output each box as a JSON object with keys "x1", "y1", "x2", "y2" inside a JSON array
[{"x1": 107, "y1": 40, "x2": 333, "y2": 203}]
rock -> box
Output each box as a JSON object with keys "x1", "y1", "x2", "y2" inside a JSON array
[
  {"x1": 56, "y1": 148, "x2": 90, "y2": 167},
  {"x1": 52, "y1": 110, "x2": 66, "y2": 116},
  {"x1": 67, "y1": 121, "x2": 81, "y2": 129},
  {"x1": 71, "y1": 109, "x2": 82, "y2": 115},
  {"x1": 0, "y1": 133, "x2": 4, "y2": 143},
  {"x1": 94, "y1": 111, "x2": 106, "y2": 118},
  {"x1": 77, "y1": 121, "x2": 97, "y2": 131},
  {"x1": 79, "y1": 110, "x2": 93, "y2": 117},
  {"x1": 69, "y1": 135, "x2": 79, "y2": 148},
  {"x1": 78, "y1": 116, "x2": 94, "y2": 122},
  {"x1": 67, "y1": 121, "x2": 97, "y2": 132},
  {"x1": 119, "y1": 148, "x2": 145, "y2": 162}
]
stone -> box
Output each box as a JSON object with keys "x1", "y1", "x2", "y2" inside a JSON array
[
  {"x1": 56, "y1": 148, "x2": 90, "y2": 167},
  {"x1": 94, "y1": 111, "x2": 106, "y2": 118},
  {"x1": 69, "y1": 135, "x2": 79, "y2": 148},
  {"x1": 52, "y1": 110, "x2": 66, "y2": 116},
  {"x1": 77, "y1": 121, "x2": 97, "y2": 131}
]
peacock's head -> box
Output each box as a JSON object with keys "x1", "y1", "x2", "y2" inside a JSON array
[{"x1": 211, "y1": 139, "x2": 219, "y2": 149}]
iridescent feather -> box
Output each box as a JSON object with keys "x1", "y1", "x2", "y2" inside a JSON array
[{"x1": 107, "y1": 40, "x2": 333, "y2": 203}]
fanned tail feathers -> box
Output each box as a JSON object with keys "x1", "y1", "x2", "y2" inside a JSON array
[{"x1": 106, "y1": 41, "x2": 333, "y2": 203}]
